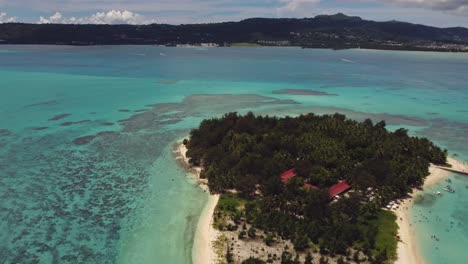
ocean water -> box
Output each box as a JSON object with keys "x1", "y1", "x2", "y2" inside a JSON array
[{"x1": 0, "y1": 45, "x2": 467, "y2": 263}]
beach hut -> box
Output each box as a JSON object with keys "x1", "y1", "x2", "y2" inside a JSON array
[
  {"x1": 280, "y1": 169, "x2": 320, "y2": 190},
  {"x1": 304, "y1": 183, "x2": 320, "y2": 191},
  {"x1": 280, "y1": 169, "x2": 296, "y2": 183},
  {"x1": 328, "y1": 180, "x2": 351, "y2": 198}
]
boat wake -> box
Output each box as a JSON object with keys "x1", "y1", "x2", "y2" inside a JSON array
[{"x1": 341, "y1": 59, "x2": 355, "y2": 63}]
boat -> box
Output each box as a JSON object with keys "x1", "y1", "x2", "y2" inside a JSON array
[
  {"x1": 434, "y1": 191, "x2": 442, "y2": 196},
  {"x1": 443, "y1": 185, "x2": 455, "y2": 193}
]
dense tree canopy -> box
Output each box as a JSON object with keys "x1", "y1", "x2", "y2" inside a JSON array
[
  {"x1": 187, "y1": 112, "x2": 446, "y2": 196},
  {"x1": 186, "y1": 112, "x2": 447, "y2": 260}
]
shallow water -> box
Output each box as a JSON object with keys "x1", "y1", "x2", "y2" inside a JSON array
[
  {"x1": 0, "y1": 45, "x2": 467, "y2": 263},
  {"x1": 411, "y1": 173, "x2": 468, "y2": 264}
]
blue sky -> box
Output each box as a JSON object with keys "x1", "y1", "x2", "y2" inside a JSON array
[{"x1": 1, "y1": 0, "x2": 468, "y2": 27}]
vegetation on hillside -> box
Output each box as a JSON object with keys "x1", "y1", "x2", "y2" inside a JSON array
[
  {"x1": 185, "y1": 112, "x2": 447, "y2": 262},
  {"x1": 1, "y1": 13, "x2": 468, "y2": 51}
]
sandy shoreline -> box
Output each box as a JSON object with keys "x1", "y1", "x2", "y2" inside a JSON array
[
  {"x1": 394, "y1": 157, "x2": 468, "y2": 264},
  {"x1": 175, "y1": 142, "x2": 219, "y2": 264}
]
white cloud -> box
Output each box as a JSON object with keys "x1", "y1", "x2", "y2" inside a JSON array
[
  {"x1": 276, "y1": 0, "x2": 321, "y2": 17},
  {"x1": 0, "y1": 12, "x2": 16, "y2": 23},
  {"x1": 38, "y1": 10, "x2": 157, "y2": 25},
  {"x1": 39, "y1": 12, "x2": 63, "y2": 24},
  {"x1": 1, "y1": 1, "x2": 467, "y2": 26}
]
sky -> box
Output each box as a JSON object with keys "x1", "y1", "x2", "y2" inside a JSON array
[{"x1": 1, "y1": 0, "x2": 468, "y2": 28}]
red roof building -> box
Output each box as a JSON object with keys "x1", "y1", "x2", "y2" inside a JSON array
[
  {"x1": 281, "y1": 169, "x2": 320, "y2": 190},
  {"x1": 304, "y1": 183, "x2": 320, "y2": 190},
  {"x1": 328, "y1": 180, "x2": 351, "y2": 198},
  {"x1": 280, "y1": 169, "x2": 296, "y2": 183},
  {"x1": 280, "y1": 170, "x2": 350, "y2": 197}
]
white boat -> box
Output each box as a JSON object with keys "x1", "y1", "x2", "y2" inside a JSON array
[{"x1": 434, "y1": 191, "x2": 442, "y2": 196}]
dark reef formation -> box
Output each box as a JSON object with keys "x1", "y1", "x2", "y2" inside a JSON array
[
  {"x1": 60, "y1": 120, "x2": 91, "y2": 126},
  {"x1": 26, "y1": 100, "x2": 59, "y2": 108},
  {"x1": 31, "y1": 127, "x2": 49, "y2": 131},
  {"x1": 0, "y1": 129, "x2": 11, "y2": 137},
  {"x1": 273, "y1": 89, "x2": 338, "y2": 96},
  {"x1": 100, "y1": 122, "x2": 115, "y2": 126},
  {"x1": 72, "y1": 135, "x2": 96, "y2": 145},
  {"x1": 48, "y1": 114, "x2": 72, "y2": 121}
]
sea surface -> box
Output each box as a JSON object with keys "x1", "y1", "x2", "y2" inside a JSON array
[{"x1": 0, "y1": 45, "x2": 467, "y2": 264}]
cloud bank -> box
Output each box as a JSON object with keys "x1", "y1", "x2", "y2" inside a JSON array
[
  {"x1": 38, "y1": 10, "x2": 157, "y2": 24},
  {"x1": 0, "y1": 12, "x2": 16, "y2": 23},
  {"x1": 377, "y1": 0, "x2": 468, "y2": 15},
  {"x1": 1, "y1": 1, "x2": 467, "y2": 27}
]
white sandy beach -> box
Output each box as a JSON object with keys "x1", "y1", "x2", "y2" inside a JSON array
[
  {"x1": 394, "y1": 157, "x2": 468, "y2": 264},
  {"x1": 176, "y1": 142, "x2": 219, "y2": 264}
]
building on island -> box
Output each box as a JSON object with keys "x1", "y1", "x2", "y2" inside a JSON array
[
  {"x1": 328, "y1": 180, "x2": 351, "y2": 198},
  {"x1": 280, "y1": 169, "x2": 350, "y2": 198},
  {"x1": 280, "y1": 169, "x2": 297, "y2": 183}
]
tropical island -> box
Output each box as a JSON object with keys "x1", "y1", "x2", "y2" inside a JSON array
[{"x1": 179, "y1": 112, "x2": 450, "y2": 264}]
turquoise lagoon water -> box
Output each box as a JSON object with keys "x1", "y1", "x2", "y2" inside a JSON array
[{"x1": 0, "y1": 45, "x2": 467, "y2": 263}]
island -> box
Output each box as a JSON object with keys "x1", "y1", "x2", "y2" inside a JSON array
[
  {"x1": 1, "y1": 13, "x2": 468, "y2": 52},
  {"x1": 176, "y1": 112, "x2": 458, "y2": 264}
]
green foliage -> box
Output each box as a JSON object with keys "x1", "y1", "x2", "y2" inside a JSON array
[
  {"x1": 215, "y1": 194, "x2": 246, "y2": 230},
  {"x1": 217, "y1": 194, "x2": 246, "y2": 213},
  {"x1": 280, "y1": 251, "x2": 300, "y2": 264},
  {"x1": 238, "y1": 230, "x2": 246, "y2": 240},
  {"x1": 248, "y1": 227, "x2": 257, "y2": 238},
  {"x1": 368, "y1": 210, "x2": 398, "y2": 261},
  {"x1": 187, "y1": 112, "x2": 446, "y2": 260},
  {"x1": 187, "y1": 112, "x2": 445, "y2": 196},
  {"x1": 264, "y1": 233, "x2": 276, "y2": 246},
  {"x1": 304, "y1": 252, "x2": 313, "y2": 264},
  {"x1": 226, "y1": 246, "x2": 234, "y2": 264},
  {"x1": 337, "y1": 256, "x2": 346, "y2": 264},
  {"x1": 242, "y1": 257, "x2": 266, "y2": 264},
  {"x1": 319, "y1": 256, "x2": 329, "y2": 264},
  {"x1": 353, "y1": 251, "x2": 361, "y2": 263}
]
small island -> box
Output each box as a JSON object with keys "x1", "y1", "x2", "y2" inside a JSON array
[{"x1": 181, "y1": 112, "x2": 450, "y2": 264}]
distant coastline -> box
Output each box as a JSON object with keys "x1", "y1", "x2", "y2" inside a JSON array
[
  {"x1": 2, "y1": 13, "x2": 468, "y2": 52},
  {"x1": 1, "y1": 43, "x2": 467, "y2": 54}
]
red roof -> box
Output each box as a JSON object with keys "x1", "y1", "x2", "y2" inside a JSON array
[
  {"x1": 304, "y1": 183, "x2": 320, "y2": 190},
  {"x1": 328, "y1": 180, "x2": 351, "y2": 197},
  {"x1": 280, "y1": 169, "x2": 296, "y2": 183}
]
